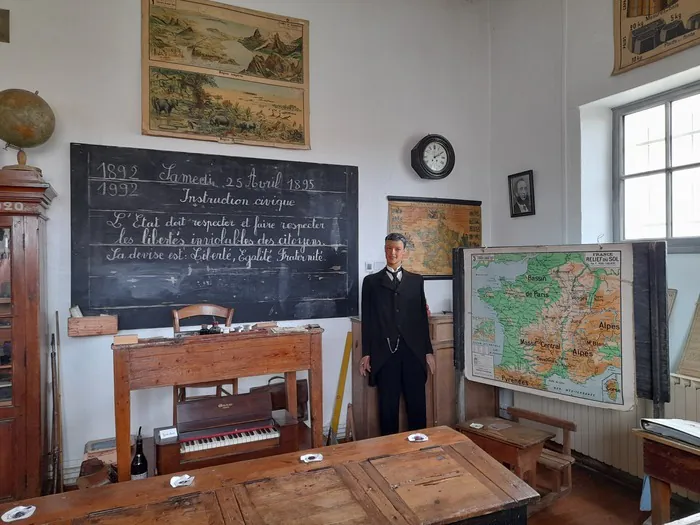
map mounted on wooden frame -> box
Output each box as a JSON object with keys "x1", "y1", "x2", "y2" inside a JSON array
[{"x1": 142, "y1": 0, "x2": 309, "y2": 149}]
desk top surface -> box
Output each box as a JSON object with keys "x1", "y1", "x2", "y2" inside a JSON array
[
  {"x1": 0, "y1": 426, "x2": 539, "y2": 525},
  {"x1": 633, "y1": 428, "x2": 700, "y2": 456},
  {"x1": 668, "y1": 512, "x2": 700, "y2": 525},
  {"x1": 458, "y1": 417, "x2": 556, "y2": 449},
  {"x1": 112, "y1": 326, "x2": 323, "y2": 350}
]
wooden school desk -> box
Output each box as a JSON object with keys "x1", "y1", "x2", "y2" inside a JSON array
[
  {"x1": 0, "y1": 426, "x2": 540, "y2": 524},
  {"x1": 634, "y1": 428, "x2": 700, "y2": 525},
  {"x1": 457, "y1": 417, "x2": 556, "y2": 488},
  {"x1": 112, "y1": 327, "x2": 324, "y2": 482}
]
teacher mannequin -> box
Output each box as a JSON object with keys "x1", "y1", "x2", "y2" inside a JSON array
[{"x1": 359, "y1": 232, "x2": 435, "y2": 435}]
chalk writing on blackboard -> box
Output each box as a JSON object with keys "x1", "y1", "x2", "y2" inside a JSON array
[{"x1": 71, "y1": 143, "x2": 359, "y2": 330}]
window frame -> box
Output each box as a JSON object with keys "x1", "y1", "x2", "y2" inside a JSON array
[{"x1": 612, "y1": 79, "x2": 700, "y2": 254}]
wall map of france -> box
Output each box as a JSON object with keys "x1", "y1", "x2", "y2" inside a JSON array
[{"x1": 463, "y1": 245, "x2": 635, "y2": 410}]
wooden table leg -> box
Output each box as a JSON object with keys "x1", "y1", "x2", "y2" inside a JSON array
[
  {"x1": 309, "y1": 332, "x2": 324, "y2": 447},
  {"x1": 285, "y1": 371, "x2": 297, "y2": 419},
  {"x1": 517, "y1": 444, "x2": 544, "y2": 490},
  {"x1": 650, "y1": 477, "x2": 671, "y2": 525},
  {"x1": 113, "y1": 349, "x2": 131, "y2": 482}
]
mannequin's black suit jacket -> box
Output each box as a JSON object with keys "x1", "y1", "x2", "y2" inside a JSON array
[{"x1": 361, "y1": 268, "x2": 433, "y2": 386}]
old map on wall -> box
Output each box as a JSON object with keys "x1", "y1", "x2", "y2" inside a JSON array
[
  {"x1": 613, "y1": 0, "x2": 700, "y2": 75},
  {"x1": 462, "y1": 244, "x2": 635, "y2": 410},
  {"x1": 387, "y1": 197, "x2": 481, "y2": 279},
  {"x1": 142, "y1": 0, "x2": 309, "y2": 149}
]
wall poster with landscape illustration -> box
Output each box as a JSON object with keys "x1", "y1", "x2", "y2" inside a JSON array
[{"x1": 142, "y1": 0, "x2": 310, "y2": 149}]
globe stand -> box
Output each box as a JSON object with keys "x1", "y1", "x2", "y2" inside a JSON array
[{"x1": 2, "y1": 144, "x2": 42, "y2": 175}]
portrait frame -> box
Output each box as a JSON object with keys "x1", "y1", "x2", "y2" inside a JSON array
[{"x1": 508, "y1": 170, "x2": 536, "y2": 218}]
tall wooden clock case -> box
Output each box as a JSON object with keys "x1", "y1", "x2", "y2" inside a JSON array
[{"x1": 0, "y1": 167, "x2": 56, "y2": 501}]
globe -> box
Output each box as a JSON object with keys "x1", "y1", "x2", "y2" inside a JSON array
[{"x1": 0, "y1": 88, "x2": 55, "y2": 170}]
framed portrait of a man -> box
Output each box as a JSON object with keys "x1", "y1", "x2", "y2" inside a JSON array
[{"x1": 508, "y1": 170, "x2": 535, "y2": 218}]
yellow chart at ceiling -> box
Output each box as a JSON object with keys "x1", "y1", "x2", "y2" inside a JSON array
[{"x1": 613, "y1": 0, "x2": 700, "y2": 75}]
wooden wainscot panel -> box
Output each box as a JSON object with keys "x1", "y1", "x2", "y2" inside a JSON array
[{"x1": 68, "y1": 315, "x2": 118, "y2": 337}]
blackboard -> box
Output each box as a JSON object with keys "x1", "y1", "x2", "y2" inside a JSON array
[{"x1": 70, "y1": 143, "x2": 359, "y2": 330}]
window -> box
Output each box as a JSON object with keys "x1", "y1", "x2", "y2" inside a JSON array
[{"x1": 613, "y1": 80, "x2": 700, "y2": 253}]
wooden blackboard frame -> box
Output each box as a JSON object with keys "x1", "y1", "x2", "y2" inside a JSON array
[{"x1": 70, "y1": 143, "x2": 359, "y2": 330}]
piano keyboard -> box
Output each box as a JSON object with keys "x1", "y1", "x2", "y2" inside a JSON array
[{"x1": 180, "y1": 426, "x2": 280, "y2": 453}]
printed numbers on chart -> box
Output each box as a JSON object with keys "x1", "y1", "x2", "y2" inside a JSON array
[
  {"x1": 287, "y1": 178, "x2": 315, "y2": 190},
  {"x1": 0, "y1": 202, "x2": 24, "y2": 212},
  {"x1": 96, "y1": 162, "x2": 138, "y2": 180},
  {"x1": 97, "y1": 182, "x2": 139, "y2": 197}
]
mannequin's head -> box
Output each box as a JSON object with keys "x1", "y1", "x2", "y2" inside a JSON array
[{"x1": 384, "y1": 233, "x2": 407, "y2": 270}]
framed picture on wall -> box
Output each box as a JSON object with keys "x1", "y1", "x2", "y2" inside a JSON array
[
  {"x1": 141, "y1": 0, "x2": 310, "y2": 150},
  {"x1": 508, "y1": 170, "x2": 535, "y2": 218}
]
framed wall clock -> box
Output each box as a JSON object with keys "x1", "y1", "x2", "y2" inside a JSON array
[{"x1": 411, "y1": 134, "x2": 455, "y2": 180}]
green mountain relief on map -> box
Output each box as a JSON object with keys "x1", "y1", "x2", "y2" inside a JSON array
[{"x1": 599, "y1": 344, "x2": 621, "y2": 360}]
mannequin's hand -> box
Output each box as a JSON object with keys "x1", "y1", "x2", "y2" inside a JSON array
[
  {"x1": 426, "y1": 354, "x2": 436, "y2": 375},
  {"x1": 359, "y1": 356, "x2": 371, "y2": 377}
]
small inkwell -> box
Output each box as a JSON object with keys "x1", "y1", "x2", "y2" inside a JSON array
[
  {"x1": 199, "y1": 317, "x2": 222, "y2": 335},
  {"x1": 1, "y1": 505, "x2": 36, "y2": 522}
]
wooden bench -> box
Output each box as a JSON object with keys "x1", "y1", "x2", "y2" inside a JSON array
[{"x1": 506, "y1": 407, "x2": 577, "y2": 504}]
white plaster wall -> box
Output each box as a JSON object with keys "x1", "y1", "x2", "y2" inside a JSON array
[
  {"x1": 0, "y1": 0, "x2": 491, "y2": 474},
  {"x1": 489, "y1": 0, "x2": 700, "y2": 372},
  {"x1": 488, "y1": 0, "x2": 565, "y2": 247}
]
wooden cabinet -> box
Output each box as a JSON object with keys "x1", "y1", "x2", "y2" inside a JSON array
[
  {"x1": 0, "y1": 168, "x2": 56, "y2": 501},
  {"x1": 350, "y1": 314, "x2": 457, "y2": 440}
]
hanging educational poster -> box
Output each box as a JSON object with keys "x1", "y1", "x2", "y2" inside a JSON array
[
  {"x1": 142, "y1": 0, "x2": 309, "y2": 149},
  {"x1": 460, "y1": 244, "x2": 637, "y2": 411},
  {"x1": 613, "y1": 0, "x2": 700, "y2": 75}
]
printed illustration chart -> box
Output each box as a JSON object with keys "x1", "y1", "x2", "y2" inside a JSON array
[
  {"x1": 462, "y1": 244, "x2": 635, "y2": 410},
  {"x1": 613, "y1": 0, "x2": 700, "y2": 75}
]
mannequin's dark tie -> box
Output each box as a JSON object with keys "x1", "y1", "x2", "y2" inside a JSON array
[{"x1": 390, "y1": 269, "x2": 402, "y2": 289}]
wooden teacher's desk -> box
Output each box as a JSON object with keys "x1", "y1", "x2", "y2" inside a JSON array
[
  {"x1": 634, "y1": 428, "x2": 700, "y2": 525},
  {"x1": 112, "y1": 326, "x2": 323, "y2": 482},
  {"x1": 0, "y1": 427, "x2": 539, "y2": 524}
]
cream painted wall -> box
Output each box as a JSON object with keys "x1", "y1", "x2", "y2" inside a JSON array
[
  {"x1": 488, "y1": 0, "x2": 700, "y2": 403},
  {"x1": 0, "y1": 0, "x2": 491, "y2": 476}
]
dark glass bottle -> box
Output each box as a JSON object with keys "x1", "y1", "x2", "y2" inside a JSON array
[{"x1": 130, "y1": 426, "x2": 148, "y2": 480}]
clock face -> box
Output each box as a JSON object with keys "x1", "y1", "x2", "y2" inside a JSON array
[{"x1": 422, "y1": 141, "x2": 448, "y2": 173}]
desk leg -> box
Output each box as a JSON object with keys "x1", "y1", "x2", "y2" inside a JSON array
[
  {"x1": 517, "y1": 444, "x2": 544, "y2": 490},
  {"x1": 309, "y1": 332, "x2": 323, "y2": 447},
  {"x1": 650, "y1": 477, "x2": 671, "y2": 525},
  {"x1": 285, "y1": 371, "x2": 297, "y2": 419},
  {"x1": 113, "y1": 349, "x2": 131, "y2": 482}
]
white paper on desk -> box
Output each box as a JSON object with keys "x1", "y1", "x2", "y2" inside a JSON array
[{"x1": 640, "y1": 418, "x2": 700, "y2": 447}]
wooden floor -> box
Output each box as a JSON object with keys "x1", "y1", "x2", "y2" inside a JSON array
[{"x1": 529, "y1": 465, "x2": 650, "y2": 525}]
